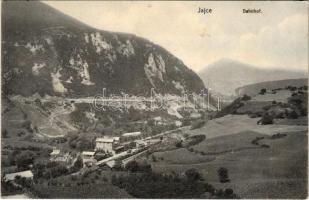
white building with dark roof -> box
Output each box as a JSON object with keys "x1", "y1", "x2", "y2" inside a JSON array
[
  {"x1": 95, "y1": 137, "x2": 124, "y2": 155},
  {"x1": 95, "y1": 137, "x2": 115, "y2": 154}
]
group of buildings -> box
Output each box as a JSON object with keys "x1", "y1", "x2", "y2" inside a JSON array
[
  {"x1": 50, "y1": 131, "x2": 147, "y2": 167},
  {"x1": 3, "y1": 131, "x2": 154, "y2": 183}
]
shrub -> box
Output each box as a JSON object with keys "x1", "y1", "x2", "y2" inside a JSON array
[
  {"x1": 259, "y1": 88, "x2": 266, "y2": 95},
  {"x1": 241, "y1": 94, "x2": 251, "y2": 101},
  {"x1": 257, "y1": 114, "x2": 273, "y2": 125},
  {"x1": 70, "y1": 155, "x2": 83, "y2": 173},
  {"x1": 217, "y1": 167, "x2": 230, "y2": 183},
  {"x1": 271, "y1": 133, "x2": 287, "y2": 139},
  {"x1": 14, "y1": 176, "x2": 32, "y2": 188},
  {"x1": 49, "y1": 164, "x2": 69, "y2": 178},
  {"x1": 2, "y1": 129, "x2": 8, "y2": 138},
  {"x1": 1, "y1": 179, "x2": 22, "y2": 195},
  {"x1": 185, "y1": 168, "x2": 202, "y2": 182},
  {"x1": 175, "y1": 141, "x2": 183, "y2": 148},
  {"x1": 111, "y1": 172, "x2": 212, "y2": 198},
  {"x1": 300, "y1": 107, "x2": 307, "y2": 116},
  {"x1": 287, "y1": 110, "x2": 298, "y2": 119},
  {"x1": 15, "y1": 150, "x2": 35, "y2": 170},
  {"x1": 151, "y1": 155, "x2": 157, "y2": 162},
  {"x1": 125, "y1": 160, "x2": 151, "y2": 173}
]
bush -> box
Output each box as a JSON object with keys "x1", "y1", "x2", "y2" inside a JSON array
[
  {"x1": 70, "y1": 156, "x2": 83, "y2": 173},
  {"x1": 217, "y1": 167, "x2": 230, "y2": 183},
  {"x1": 14, "y1": 176, "x2": 32, "y2": 188},
  {"x1": 261, "y1": 144, "x2": 270, "y2": 148},
  {"x1": 49, "y1": 164, "x2": 69, "y2": 178},
  {"x1": 125, "y1": 160, "x2": 151, "y2": 173},
  {"x1": 271, "y1": 133, "x2": 287, "y2": 139},
  {"x1": 15, "y1": 150, "x2": 35, "y2": 170},
  {"x1": 257, "y1": 114, "x2": 273, "y2": 125},
  {"x1": 1, "y1": 179, "x2": 22, "y2": 195},
  {"x1": 175, "y1": 141, "x2": 183, "y2": 148},
  {"x1": 185, "y1": 168, "x2": 202, "y2": 182},
  {"x1": 287, "y1": 110, "x2": 298, "y2": 119},
  {"x1": 2, "y1": 129, "x2": 8, "y2": 138},
  {"x1": 259, "y1": 88, "x2": 267, "y2": 95},
  {"x1": 241, "y1": 94, "x2": 251, "y2": 101},
  {"x1": 112, "y1": 172, "x2": 211, "y2": 198},
  {"x1": 300, "y1": 107, "x2": 307, "y2": 116},
  {"x1": 151, "y1": 155, "x2": 157, "y2": 162}
]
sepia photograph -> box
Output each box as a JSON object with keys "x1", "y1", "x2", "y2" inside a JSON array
[{"x1": 1, "y1": 0, "x2": 308, "y2": 199}]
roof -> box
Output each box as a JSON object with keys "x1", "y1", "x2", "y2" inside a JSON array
[
  {"x1": 114, "y1": 145, "x2": 124, "y2": 150},
  {"x1": 113, "y1": 137, "x2": 120, "y2": 141},
  {"x1": 136, "y1": 140, "x2": 147, "y2": 145},
  {"x1": 122, "y1": 131, "x2": 141, "y2": 137},
  {"x1": 82, "y1": 151, "x2": 95, "y2": 156},
  {"x1": 4, "y1": 170, "x2": 33, "y2": 181},
  {"x1": 50, "y1": 149, "x2": 60, "y2": 155},
  {"x1": 96, "y1": 137, "x2": 114, "y2": 143},
  {"x1": 154, "y1": 116, "x2": 162, "y2": 121},
  {"x1": 106, "y1": 160, "x2": 116, "y2": 168}
]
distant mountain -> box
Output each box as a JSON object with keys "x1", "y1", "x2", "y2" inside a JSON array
[
  {"x1": 198, "y1": 58, "x2": 307, "y2": 96},
  {"x1": 2, "y1": 1, "x2": 205, "y2": 97},
  {"x1": 236, "y1": 78, "x2": 308, "y2": 96}
]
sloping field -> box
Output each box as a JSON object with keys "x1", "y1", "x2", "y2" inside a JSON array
[
  {"x1": 236, "y1": 78, "x2": 308, "y2": 96},
  {"x1": 153, "y1": 148, "x2": 215, "y2": 165},
  {"x1": 147, "y1": 114, "x2": 308, "y2": 198},
  {"x1": 251, "y1": 90, "x2": 292, "y2": 102},
  {"x1": 185, "y1": 114, "x2": 307, "y2": 139},
  {"x1": 192, "y1": 131, "x2": 265, "y2": 153}
]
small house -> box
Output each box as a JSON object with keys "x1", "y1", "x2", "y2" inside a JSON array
[
  {"x1": 114, "y1": 145, "x2": 125, "y2": 154},
  {"x1": 50, "y1": 149, "x2": 73, "y2": 164},
  {"x1": 136, "y1": 140, "x2": 147, "y2": 148},
  {"x1": 81, "y1": 151, "x2": 96, "y2": 167},
  {"x1": 50, "y1": 149, "x2": 60, "y2": 160},
  {"x1": 113, "y1": 137, "x2": 120, "y2": 144}
]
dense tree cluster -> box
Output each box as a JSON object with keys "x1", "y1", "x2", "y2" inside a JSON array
[{"x1": 111, "y1": 168, "x2": 238, "y2": 198}]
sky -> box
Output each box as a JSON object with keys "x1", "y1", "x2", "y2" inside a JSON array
[{"x1": 44, "y1": 1, "x2": 308, "y2": 72}]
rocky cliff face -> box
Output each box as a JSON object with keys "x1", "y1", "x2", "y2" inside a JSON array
[{"x1": 2, "y1": 1, "x2": 205, "y2": 98}]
